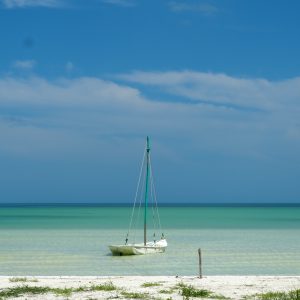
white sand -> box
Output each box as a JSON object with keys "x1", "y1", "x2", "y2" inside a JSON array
[{"x1": 0, "y1": 276, "x2": 300, "y2": 299}]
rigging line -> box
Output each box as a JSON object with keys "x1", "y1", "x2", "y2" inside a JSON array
[
  {"x1": 133, "y1": 142, "x2": 147, "y2": 243},
  {"x1": 149, "y1": 155, "x2": 163, "y2": 234},
  {"x1": 149, "y1": 156, "x2": 157, "y2": 239},
  {"x1": 151, "y1": 181, "x2": 157, "y2": 240},
  {"x1": 133, "y1": 155, "x2": 145, "y2": 243},
  {"x1": 127, "y1": 146, "x2": 146, "y2": 241},
  {"x1": 134, "y1": 168, "x2": 144, "y2": 243}
]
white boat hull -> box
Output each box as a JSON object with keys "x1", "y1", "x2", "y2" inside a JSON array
[{"x1": 109, "y1": 239, "x2": 167, "y2": 256}]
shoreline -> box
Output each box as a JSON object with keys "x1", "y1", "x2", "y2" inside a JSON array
[{"x1": 1, "y1": 276, "x2": 300, "y2": 299}]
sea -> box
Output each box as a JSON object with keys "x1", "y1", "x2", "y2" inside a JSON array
[{"x1": 0, "y1": 204, "x2": 300, "y2": 276}]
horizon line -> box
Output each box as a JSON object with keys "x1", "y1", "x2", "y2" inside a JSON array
[{"x1": 0, "y1": 202, "x2": 300, "y2": 207}]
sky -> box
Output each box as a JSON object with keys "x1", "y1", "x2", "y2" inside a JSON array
[{"x1": 0, "y1": 0, "x2": 300, "y2": 204}]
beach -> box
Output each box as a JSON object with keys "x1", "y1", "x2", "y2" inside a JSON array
[{"x1": 0, "y1": 276, "x2": 300, "y2": 299}]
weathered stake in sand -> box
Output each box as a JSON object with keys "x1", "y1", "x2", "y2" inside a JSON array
[{"x1": 0, "y1": 276, "x2": 300, "y2": 299}]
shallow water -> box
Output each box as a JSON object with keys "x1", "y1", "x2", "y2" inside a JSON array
[{"x1": 0, "y1": 206, "x2": 299, "y2": 275}]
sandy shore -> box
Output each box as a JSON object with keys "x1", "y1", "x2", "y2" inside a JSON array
[{"x1": 0, "y1": 276, "x2": 300, "y2": 299}]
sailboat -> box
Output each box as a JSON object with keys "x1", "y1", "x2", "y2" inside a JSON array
[{"x1": 109, "y1": 136, "x2": 167, "y2": 255}]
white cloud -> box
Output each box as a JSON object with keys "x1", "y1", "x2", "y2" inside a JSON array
[
  {"x1": 117, "y1": 70, "x2": 300, "y2": 113},
  {"x1": 0, "y1": 76, "x2": 143, "y2": 108},
  {"x1": 0, "y1": 72, "x2": 300, "y2": 165},
  {"x1": 13, "y1": 59, "x2": 36, "y2": 70},
  {"x1": 1, "y1": 72, "x2": 300, "y2": 202},
  {"x1": 101, "y1": 0, "x2": 135, "y2": 7},
  {"x1": 2, "y1": 0, "x2": 62, "y2": 8},
  {"x1": 168, "y1": 1, "x2": 218, "y2": 15}
]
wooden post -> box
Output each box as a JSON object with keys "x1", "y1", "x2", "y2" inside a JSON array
[{"x1": 198, "y1": 248, "x2": 202, "y2": 279}]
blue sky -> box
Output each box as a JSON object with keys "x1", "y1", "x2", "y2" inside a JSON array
[{"x1": 0, "y1": 0, "x2": 300, "y2": 203}]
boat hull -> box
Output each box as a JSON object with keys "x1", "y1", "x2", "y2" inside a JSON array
[{"x1": 109, "y1": 239, "x2": 167, "y2": 256}]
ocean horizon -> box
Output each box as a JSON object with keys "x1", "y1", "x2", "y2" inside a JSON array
[{"x1": 1, "y1": 203, "x2": 300, "y2": 207}]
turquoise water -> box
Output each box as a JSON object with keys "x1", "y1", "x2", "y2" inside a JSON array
[{"x1": 0, "y1": 206, "x2": 300, "y2": 275}]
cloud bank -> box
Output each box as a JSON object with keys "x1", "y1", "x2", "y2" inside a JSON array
[
  {"x1": 2, "y1": 0, "x2": 62, "y2": 8},
  {"x1": 1, "y1": 70, "x2": 300, "y2": 202},
  {"x1": 1, "y1": 71, "x2": 300, "y2": 159},
  {"x1": 118, "y1": 70, "x2": 300, "y2": 113}
]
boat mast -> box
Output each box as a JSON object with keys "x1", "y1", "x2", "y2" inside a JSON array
[{"x1": 144, "y1": 136, "x2": 150, "y2": 246}]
